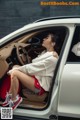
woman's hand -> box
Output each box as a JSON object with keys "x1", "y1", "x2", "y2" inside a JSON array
[
  {"x1": 7, "y1": 65, "x2": 20, "y2": 75},
  {"x1": 7, "y1": 70, "x2": 12, "y2": 75}
]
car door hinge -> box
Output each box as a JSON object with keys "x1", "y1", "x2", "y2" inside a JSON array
[{"x1": 49, "y1": 114, "x2": 58, "y2": 120}]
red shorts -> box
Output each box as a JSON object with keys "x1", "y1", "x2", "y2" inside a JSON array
[{"x1": 32, "y1": 76, "x2": 45, "y2": 95}]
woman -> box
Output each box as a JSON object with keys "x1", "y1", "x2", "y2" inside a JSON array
[{"x1": 2, "y1": 33, "x2": 58, "y2": 110}]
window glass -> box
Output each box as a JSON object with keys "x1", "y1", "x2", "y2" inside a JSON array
[{"x1": 67, "y1": 26, "x2": 80, "y2": 62}]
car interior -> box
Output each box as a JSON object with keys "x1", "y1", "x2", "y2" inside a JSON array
[{"x1": 0, "y1": 27, "x2": 67, "y2": 109}]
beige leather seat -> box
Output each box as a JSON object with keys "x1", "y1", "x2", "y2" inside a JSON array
[{"x1": 22, "y1": 89, "x2": 48, "y2": 102}]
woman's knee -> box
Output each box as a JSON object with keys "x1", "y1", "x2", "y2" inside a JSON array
[{"x1": 11, "y1": 70, "x2": 19, "y2": 79}]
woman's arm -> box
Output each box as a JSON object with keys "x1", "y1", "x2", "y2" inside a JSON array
[
  {"x1": 8, "y1": 56, "x2": 57, "y2": 76},
  {"x1": 18, "y1": 56, "x2": 57, "y2": 76}
]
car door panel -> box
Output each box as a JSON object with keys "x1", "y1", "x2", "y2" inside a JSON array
[{"x1": 58, "y1": 64, "x2": 80, "y2": 119}]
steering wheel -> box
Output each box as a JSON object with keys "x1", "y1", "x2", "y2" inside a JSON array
[{"x1": 17, "y1": 46, "x2": 30, "y2": 65}]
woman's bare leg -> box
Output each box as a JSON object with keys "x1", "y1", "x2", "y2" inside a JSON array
[
  {"x1": 9, "y1": 76, "x2": 19, "y2": 100},
  {"x1": 9, "y1": 70, "x2": 35, "y2": 100}
]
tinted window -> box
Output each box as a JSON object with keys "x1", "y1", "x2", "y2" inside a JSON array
[{"x1": 67, "y1": 26, "x2": 80, "y2": 62}]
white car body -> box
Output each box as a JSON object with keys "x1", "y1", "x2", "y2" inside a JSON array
[{"x1": 0, "y1": 17, "x2": 80, "y2": 120}]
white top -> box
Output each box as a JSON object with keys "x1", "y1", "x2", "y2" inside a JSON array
[{"x1": 9, "y1": 51, "x2": 58, "y2": 91}]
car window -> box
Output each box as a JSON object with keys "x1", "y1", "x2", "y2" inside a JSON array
[{"x1": 67, "y1": 26, "x2": 80, "y2": 62}]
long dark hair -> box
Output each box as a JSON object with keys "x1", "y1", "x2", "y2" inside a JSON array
[{"x1": 43, "y1": 32, "x2": 57, "y2": 51}]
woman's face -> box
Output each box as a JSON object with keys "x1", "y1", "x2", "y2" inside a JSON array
[{"x1": 42, "y1": 34, "x2": 55, "y2": 49}]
